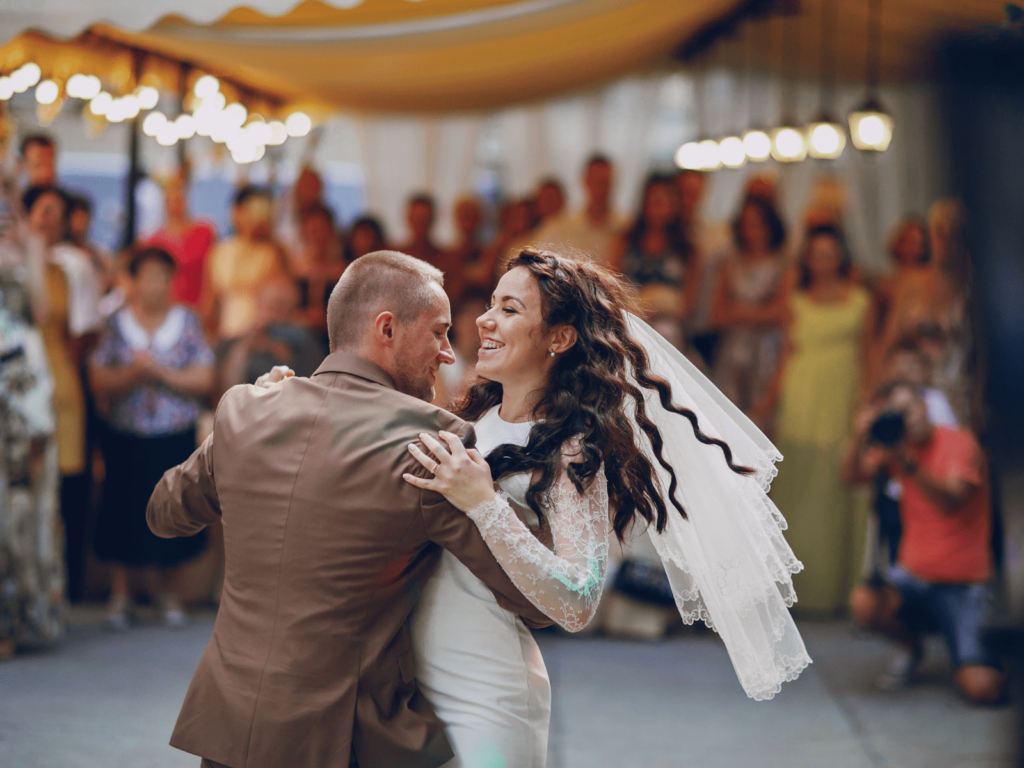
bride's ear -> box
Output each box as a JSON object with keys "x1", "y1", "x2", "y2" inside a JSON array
[{"x1": 548, "y1": 325, "x2": 577, "y2": 356}]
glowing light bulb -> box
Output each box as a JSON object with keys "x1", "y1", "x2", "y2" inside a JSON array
[
  {"x1": 267, "y1": 121, "x2": 288, "y2": 145},
  {"x1": 34, "y1": 79, "x2": 58, "y2": 105},
  {"x1": 742, "y1": 130, "x2": 771, "y2": 162},
  {"x1": 136, "y1": 86, "x2": 159, "y2": 110},
  {"x1": 66, "y1": 74, "x2": 88, "y2": 99},
  {"x1": 718, "y1": 136, "x2": 746, "y2": 168},
  {"x1": 697, "y1": 140, "x2": 721, "y2": 171},
  {"x1": 175, "y1": 114, "x2": 196, "y2": 140},
  {"x1": 80, "y1": 75, "x2": 101, "y2": 100},
  {"x1": 193, "y1": 75, "x2": 219, "y2": 99},
  {"x1": 105, "y1": 98, "x2": 127, "y2": 123},
  {"x1": 0, "y1": 77, "x2": 13, "y2": 101},
  {"x1": 231, "y1": 144, "x2": 258, "y2": 164},
  {"x1": 11, "y1": 64, "x2": 38, "y2": 93},
  {"x1": 674, "y1": 141, "x2": 702, "y2": 171},
  {"x1": 807, "y1": 121, "x2": 846, "y2": 160},
  {"x1": 770, "y1": 126, "x2": 808, "y2": 162},
  {"x1": 285, "y1": 112, "x2": 311, "y2": 137},
  {"x1": 211, "y1": 116, "x2": 242, "y2": 144},
  {"x1": 199, "y1": 91, "x2": 226, "y2": 112},
  {"x1": 89, "y1": 92, "x2": 113, "y2": 116},
  {"x1": 12, "y1": 62, "x2": 41, "y2": 93},
  {"x1": 156, "y1": 122, "x2": 179, "y2": 146},
  {"x1": 142, "y1": 111, "x2": 167, "y2": 137},
  {"x1": 222, "y1": 102, "x2": 247, "y2": 127},
  {"x1": 120, "y1": 94, "x2": 141, "y2": 120},
  {"x1": 246, "y1": 121, "x2": 271, "y2": 146},
  {"x1": 848, "y1": 102, "x2": 894, "y2": 152}
]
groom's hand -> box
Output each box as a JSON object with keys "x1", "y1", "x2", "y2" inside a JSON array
[
  {"x1": 404, "y1": 431, "x2": 497, "y2": 513},
  {"x1": 254, "y1": 365, "x2": 295, "y2": 389}
]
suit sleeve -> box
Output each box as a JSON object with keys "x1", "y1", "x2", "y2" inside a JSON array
[
  {"x1": 147, "y1": 432, "x2": 221, "y2": 538},
  {"x1": 416, "y1": 421, "x2": 553, "y2": 629}
]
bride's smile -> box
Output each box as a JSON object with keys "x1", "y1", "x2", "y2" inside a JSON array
[{"x1": 474, "y1": 267, "x2": 576, "y2": 422}]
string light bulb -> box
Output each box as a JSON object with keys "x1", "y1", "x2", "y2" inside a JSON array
[
  {"x1": 34, "y1": 79, "x2": 59, "y2": 105},
  {"x1": 769, "y1": 126, "x2": 808, "y2": 163},
  {"x1": 807, "y1": 119, "x2": 846, "y2": 159},
  {"x1": 142, "y1": 112, "x2": 167, "y2": 137},
  {"x1": 674, "y1": 141, "x2": 702, "y2": 171},
  {"x1": 193, "y1": 75, "x2": 220, "y2": 99},
  {"x1": 849, "y1": 100, "x2": 894, "y2": 151},
  {"x1": 718, "y1": 136, "x2": 746, "y2": 169},
  {"x1": 742, "y1": 130, "x2": 771, "y2": 162},
  {"x1": 89, "y1": 92, "x2": 113, "y2": 116},
  {"x1": 285, "y1": 112, "x2": 312, "y2": 137}
]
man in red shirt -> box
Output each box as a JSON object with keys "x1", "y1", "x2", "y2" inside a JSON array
[{"x1": 843, "y1": 381, "x2": 1004, "y2": 704}]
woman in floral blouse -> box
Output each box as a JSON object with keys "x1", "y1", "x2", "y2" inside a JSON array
[{"x1": 89, "y1": 246, "x2": 214, "y2": 630}]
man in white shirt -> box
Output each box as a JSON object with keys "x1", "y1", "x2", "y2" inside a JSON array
[{"x1": 534, "y1": 154, "x2": 625, "y2": 266}]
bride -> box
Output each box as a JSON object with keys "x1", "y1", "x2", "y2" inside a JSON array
[{"x1": 402, "y1": 248, "x2": 810, "y2": 768}]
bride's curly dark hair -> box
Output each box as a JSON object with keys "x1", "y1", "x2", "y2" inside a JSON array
[{"x1": 456, "y1": 248, "x2": 752, "y2": 543}]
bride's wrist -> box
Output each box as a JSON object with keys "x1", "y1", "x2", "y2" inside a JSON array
[{"x1": 465, "y1": 488, "x2": 503, "y2": 521}]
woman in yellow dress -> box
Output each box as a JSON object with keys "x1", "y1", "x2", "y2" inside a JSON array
[{"x1": 762, "y1": 225, "x2": 871, "y2": 614}]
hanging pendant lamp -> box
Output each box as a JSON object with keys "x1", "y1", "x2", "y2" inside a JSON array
[
  {"x1": 807, "y1": 0, "x2": 846, "y2": 159},
  {"x1": 770, "y1": 12, "x2": 807, "y2": 164},
  {"x1": 849, "y1": 0, "x2": 894, "y2": 151}
]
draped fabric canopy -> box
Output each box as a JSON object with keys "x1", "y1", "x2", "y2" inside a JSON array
[{"x1": 0, "y1": 0, "x2": 1005, "y2": 114}]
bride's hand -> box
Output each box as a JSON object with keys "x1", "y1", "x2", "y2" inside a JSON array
[
  {"x1": 254, "y1": 365, "x2": 295, "y2": 389},
  {"x1": 404, "y1": 431, "x2": 496, "y2": 512}
]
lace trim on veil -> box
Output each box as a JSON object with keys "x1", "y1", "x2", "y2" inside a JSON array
[{"x1": 625, "y1": 312, "x2": 811, "y2": 701}]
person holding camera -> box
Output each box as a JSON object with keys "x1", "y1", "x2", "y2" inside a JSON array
[{"x1": 842, "y1": 381, "x2": 1004, "y2": 704}]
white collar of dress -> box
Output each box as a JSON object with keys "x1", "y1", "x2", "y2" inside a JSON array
[{"x1": 116, "y1": 305, "x2": 186, "y2": 353}]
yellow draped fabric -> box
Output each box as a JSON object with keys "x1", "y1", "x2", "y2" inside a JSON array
[{"x1": 0, "y1": 0, "x2": 1004, "y2": 115}]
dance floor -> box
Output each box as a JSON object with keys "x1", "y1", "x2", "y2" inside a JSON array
[{"x1": 0, "y1": 607, "x2": 1015, "y2": 768}]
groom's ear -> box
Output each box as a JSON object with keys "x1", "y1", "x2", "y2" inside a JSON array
[{"x1": 372, "y1": 311, "x2": 397, "y2": 346}]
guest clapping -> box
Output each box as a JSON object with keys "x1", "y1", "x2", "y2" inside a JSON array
[{"x1": 89, "y1": 247, "x2": 215, "y2": 630}]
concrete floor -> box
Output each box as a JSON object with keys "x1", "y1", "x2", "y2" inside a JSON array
[{"x1": 0, "y1": 607, "x2": 1016, "y2": 768}]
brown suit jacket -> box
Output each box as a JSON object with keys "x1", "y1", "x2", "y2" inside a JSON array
[{"x1": 147, "y1": 353, "x2": 550, "y2": 768}]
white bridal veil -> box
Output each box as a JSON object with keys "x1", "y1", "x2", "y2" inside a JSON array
[{"x1": 625, "y1": 313, "x2": 811, "y2": 701}]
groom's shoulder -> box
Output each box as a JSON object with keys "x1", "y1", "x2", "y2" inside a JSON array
[{"x1": 376, "y1": 392, "x2": 472, "y2": 443}]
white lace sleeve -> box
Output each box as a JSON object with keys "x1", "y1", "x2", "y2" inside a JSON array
[{"x1": 466, "y1": 445, "x2": 610, "y2": 632}]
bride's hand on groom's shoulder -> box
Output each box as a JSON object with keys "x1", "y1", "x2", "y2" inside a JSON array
[
  {"x1": 254, "y1": 365, "x2": 295, "y2": 389},
  {"x1": 404, "y1": 431, "x2": 497, "y2": 513}
]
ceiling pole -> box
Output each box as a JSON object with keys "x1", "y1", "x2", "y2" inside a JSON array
[{"x1": 121, "y1": 52, "x2": 143, "y2": 250}]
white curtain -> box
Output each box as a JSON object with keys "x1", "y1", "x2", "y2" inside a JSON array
[
  {"x1": 316, "y1": 69, "x2": 948, "y2": 272},
  {"x1": 356, "y1": 114, "x2": 482, "y2": 245}
]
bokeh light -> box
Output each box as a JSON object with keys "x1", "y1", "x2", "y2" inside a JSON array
[
  {"x1": 34, "y1": 79, "x2": 59, "y2": 105},
  {"x1": 286, "y1": 112, "x2": 312, "y2": 137}
]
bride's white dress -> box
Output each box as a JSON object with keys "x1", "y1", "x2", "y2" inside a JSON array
[{"x1": 410, "y1": 404, "x2": 610, "y2": 768}]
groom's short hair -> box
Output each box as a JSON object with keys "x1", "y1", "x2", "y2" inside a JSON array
[{"x1": 327, "y1": 250, "x2": 445, "y2": 353}]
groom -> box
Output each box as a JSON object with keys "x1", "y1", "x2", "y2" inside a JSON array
[{"x1": 147, "y1": 251, "x2": 550, "y2": 768}]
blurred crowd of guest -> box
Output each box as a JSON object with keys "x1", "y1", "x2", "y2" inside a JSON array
[{"x1": 0, "y1": 131, "x2": 1003, "y2": 704}]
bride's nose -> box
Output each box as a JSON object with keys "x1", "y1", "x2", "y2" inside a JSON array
[{"x1": 477, "y1": 311, "x2": 495, "y2": 330}]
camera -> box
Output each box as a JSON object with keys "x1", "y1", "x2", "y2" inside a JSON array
[{"x1": 868, "y1": 410, "x2": 906, "y2": 447}]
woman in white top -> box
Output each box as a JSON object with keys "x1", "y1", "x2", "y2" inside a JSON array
[{"x1": 405, "y1": 248, "x2": 811, "y2": 767}]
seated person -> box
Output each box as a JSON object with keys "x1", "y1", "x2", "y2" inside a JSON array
[
  {"x1": 216, "y1": 278, "x2": 324, "y2": 401},
  {"x1": 842, "y1": 381, "x2": 1004, "y2": 704}
]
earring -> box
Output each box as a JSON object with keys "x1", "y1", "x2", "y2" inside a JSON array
[{"x1": 549, "y1": 351, "x2": 555, "y2": 357}]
